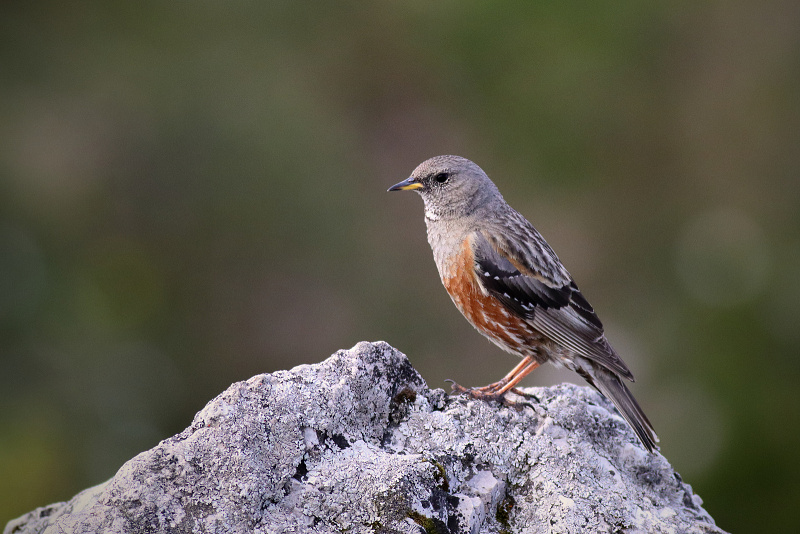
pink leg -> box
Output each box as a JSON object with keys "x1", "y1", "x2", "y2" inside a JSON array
[{"x1": 448, "y1": 356, "x2": 540, "y2": 400}]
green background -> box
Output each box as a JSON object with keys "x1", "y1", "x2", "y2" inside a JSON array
[{"x1": 2, "y1": 2, "x2": 799, "y2": 531}]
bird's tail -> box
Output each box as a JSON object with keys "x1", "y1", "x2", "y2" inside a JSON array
[{"x1": 583, "y1": 364, "x2": 658, "y2": 452}]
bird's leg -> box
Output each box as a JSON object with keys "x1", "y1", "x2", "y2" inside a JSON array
[
  {"x1": 492, "y1": 359, "x2": 540, "y2": 395},
  {"x1": 447, "y1": 356, "x2": 532, "y2": 395},
  {"x1": 448, "y1": 356, "x2": 540, "y2": 400},
  {"x1": 473, "y1": 356, "x2": 535, "y2": 393}
]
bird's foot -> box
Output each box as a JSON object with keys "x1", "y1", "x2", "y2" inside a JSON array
[
  {"x1": 445, "y1": 381, "x2": 539, "y2": 410},
  {"x1": 509, "y1": 387, "x2": 539, "y2": 402},
  {"x1": 445, "y1": 379, "x2": 510, "y2": 403}
]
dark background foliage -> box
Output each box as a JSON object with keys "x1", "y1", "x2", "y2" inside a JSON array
[{"x1": 2, "y1": 2, "x2": 799, "y2": 531}]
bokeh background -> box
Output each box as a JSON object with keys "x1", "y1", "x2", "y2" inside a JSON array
[{"x1": 2, "y1": 2, "x2": 799, "y2": 531}]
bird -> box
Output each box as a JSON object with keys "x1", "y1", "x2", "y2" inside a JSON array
[{"x1": 388, "y1": 155, "x2": 658, "y2": 452}]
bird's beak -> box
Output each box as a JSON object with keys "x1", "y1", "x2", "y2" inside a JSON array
[{"x1": 387, "y1": 177, "x2": 422, "y2": 192}]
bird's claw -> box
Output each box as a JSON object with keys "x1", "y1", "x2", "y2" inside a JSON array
[
  {"x1": 445, "y1": 379, "x2": 471, "y2": 395},
  {"x1": 510, "y1": 387, "x2": 539, "y2": 401},
  {"x1": 446, "y1": 380, "x2": 508, "y2": 403},
  {"x1": 445, "y1": 381, "x2": 539, "y2": 410}
]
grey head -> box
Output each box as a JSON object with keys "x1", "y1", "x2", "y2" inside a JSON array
[{"x1": 388, "y1": 155, "x2": 504, "y2": 221}]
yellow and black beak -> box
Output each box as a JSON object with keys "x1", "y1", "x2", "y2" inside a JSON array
[{"x1": 387, "y1": 177, "x2": 423, "y2": 192}]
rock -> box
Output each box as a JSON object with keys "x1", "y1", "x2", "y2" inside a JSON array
[{"x1": 4, "y1": 341, "x2": 727, "y2": 534}]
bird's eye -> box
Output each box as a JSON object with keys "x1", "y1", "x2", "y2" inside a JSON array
[{"x1": 434, "y1": 172, "x2": 450, "y2": 183}]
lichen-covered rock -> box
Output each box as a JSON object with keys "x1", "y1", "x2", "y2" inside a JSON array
[{"x1": 5, "y1": 341, "x2": 726, "y2": 534}]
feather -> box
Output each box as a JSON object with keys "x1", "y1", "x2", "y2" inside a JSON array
[
  {"x1": 577, "y1": 364, "x2": 658, "y2": 452},
  {"x1": 471, "y1": 229, "x2": 634, "y2": 381}
]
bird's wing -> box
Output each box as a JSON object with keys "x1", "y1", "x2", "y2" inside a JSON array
[{"x1": 471, "y1": 227, "x2": 634, "y2": 381}]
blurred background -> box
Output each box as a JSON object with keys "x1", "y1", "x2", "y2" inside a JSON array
[{"x1": 1, "y1": 1, "x2": 799, "y2": 531}]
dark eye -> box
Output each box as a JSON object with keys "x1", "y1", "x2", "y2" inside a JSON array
[{"x1": 434, "y1": 172, "x2": 450, "y2": 183}]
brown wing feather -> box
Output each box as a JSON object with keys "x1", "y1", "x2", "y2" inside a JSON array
[{"x1": 472, "y1": 228, "x2": 635, "y2": 382}]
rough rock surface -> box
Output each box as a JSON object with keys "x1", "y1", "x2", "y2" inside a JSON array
[{"x1": 5, "y1": 341, "x2": 727, "y2": 534}]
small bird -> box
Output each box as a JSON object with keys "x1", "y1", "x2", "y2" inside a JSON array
[{"x1": 389, "y1": 155, "x2": 658, "y2": 452}]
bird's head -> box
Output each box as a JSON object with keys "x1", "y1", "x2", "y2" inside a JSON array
[{"x1": 388, "y1": 155, "x2": 502, "y2": 220}]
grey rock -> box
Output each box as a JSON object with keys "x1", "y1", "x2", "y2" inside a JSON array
[{"x1": 5, "y1": 341, "x2": 727, "y2": 534}]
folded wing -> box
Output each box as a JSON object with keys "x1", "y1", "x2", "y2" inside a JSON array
[{"x1": 471, "y1": 228, "x2": 634, "y2": 382}]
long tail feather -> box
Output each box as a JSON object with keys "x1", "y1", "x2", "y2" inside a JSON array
[{"x1": 582, "y1": 365, "x2": 658, "y2": 452}]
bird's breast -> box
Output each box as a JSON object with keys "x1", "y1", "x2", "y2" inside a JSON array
[{"x1": 441, "y1": 237, "x2": 542, "y2": 357}]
